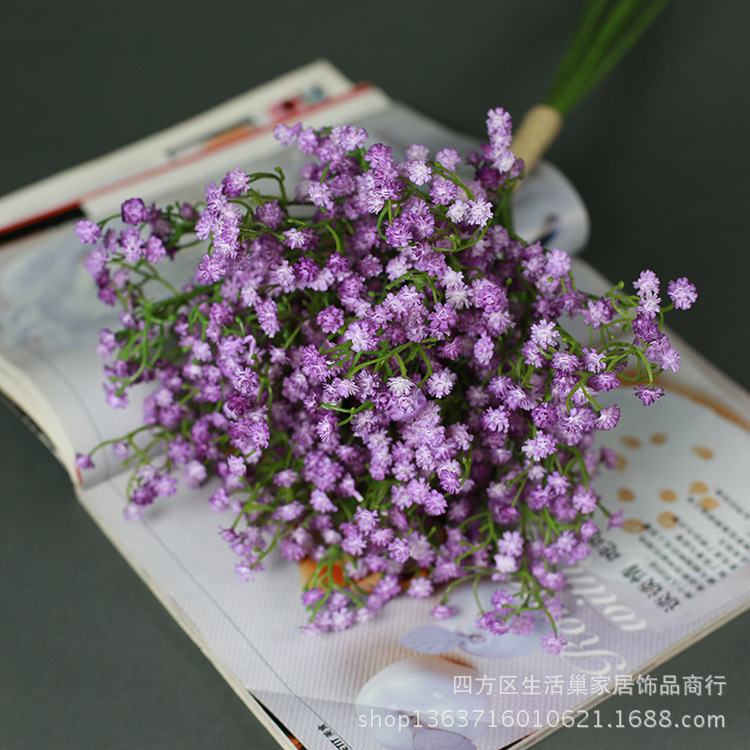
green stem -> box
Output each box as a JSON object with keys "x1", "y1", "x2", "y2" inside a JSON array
[{"x1": 545, "y1": 0, "x2": 670, "y2": 116}]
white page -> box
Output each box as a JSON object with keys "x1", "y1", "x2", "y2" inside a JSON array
[
  {"x1": 77, "y1": 345, "x2": 750, "y2": 750},
  {"x1": 0, "y1": 66, "x2": 389, "y2": 484},
  {"x1": 6, "y1": 60, "x2": 746, "y2": 750},
  {"x1": 0, "y1": 73, "x2": 588, "y2": 487}
]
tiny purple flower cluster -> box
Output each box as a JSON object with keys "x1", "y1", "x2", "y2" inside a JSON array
[{"x1": 76, "y1": 109, "x2": 695, "y2": 653}]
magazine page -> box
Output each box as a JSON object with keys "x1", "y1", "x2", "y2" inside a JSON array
[
  {"x1": 0, "y1": 65, "x2": 588, "y2": 489},
  {"x1": 76, "y1": 329, "x2": 750, "y2": 750},
  {"x1": 51, "y1": 90, "x2": 749, "y2": 748},
  {"x1": 10, "y1": 59, "x2": 733, "y2": 750},
  {"x1": 0, "y1": 64, "x2": 393, "y2": 485}
]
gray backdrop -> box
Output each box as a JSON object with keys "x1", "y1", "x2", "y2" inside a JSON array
[{"x1": 1, "y1": 1, "x2": 748, "y2": 748}]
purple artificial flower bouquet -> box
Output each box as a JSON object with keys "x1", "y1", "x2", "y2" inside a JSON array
[{"x1": 74, "y1": 106, "x2": 696, "y2": 652}]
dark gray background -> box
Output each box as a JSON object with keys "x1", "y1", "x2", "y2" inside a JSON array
[{"x1": 1, "y1": 1, "x2": 748, "y2": 748}]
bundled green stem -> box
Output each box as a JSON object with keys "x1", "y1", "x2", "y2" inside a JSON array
[{"x1": 546, "y1": 0, "x2": 671, "y2": 116}]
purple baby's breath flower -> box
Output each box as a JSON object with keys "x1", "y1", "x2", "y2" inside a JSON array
[
  {"x1": 123, "y1": 503, "x2": 147, "y2": 521},
  {"x1": 486, "y1": 107, "x2": 512, "y2": 138},
  {"x1": 493, "y1": 553, "x2": 519, "y2": 574},
  {"x1": 387, "y1": 376, "x2": 415, "y2": 397},
  {"x1": 96, "y1": 328, "x2": 117, "y2": 359},
  {"x1": 406, "y1": 577, "x2": 434, "y2": 598},
  {"x1": 521, "y1": 432, "x2": 558, "y2": 461},
  {"x1": 294, "y1": 127, "x2": 319, "y2": 154},
  {"x1": 475, "y1": 611, "x2": 507, "y2": 634},
  {"x1": 582, "y1": 347, "x2": 607, "y2": 373},
  {"x1": 344, "y1": 320, "x2": 378, "y2": 353},
  {"x1": 308, "y1": 182, "x2": 334, "y2": 212},
  {"x1": 83, "y1": 111, "x2": 696, "y2": 648},
  {"x1": 144, "y1": 235, "x2": 166, "y2": 263},
  {"x1": 256, "y1": 298, "x2": 281, "y2": 337},
  {"x1": 551, "y1": 351, "x2": 580, "y2": 374},
  {"x1": 561, "y1": 406, "x2": 595, "y2": 434},
  {"x1": 498, "y1": 530, "x2": 524, "y2": 557},
  {"x1": 154, "y1": 473, "x2": 178, "y2": 498},
  {"x1": 192, "y1": 339, "x2": 212, "y2": 362},
  {"x1": 474, "y1": 333, "x2": 495, "y2": 366},
  {"x1": 282, "y1": 228, "x2": 307, "y2": 249},
  {"x1": 388, "y1": 538, "x2": 410, "y2": 564},
  {"x1": 273, "y1": 122, "x2": 301, "y2": 147},
  {"x1": 331, "y1": 125, "x2": 367, "y2": 151},
  {"x1": 466, "y1": 198, "x2": 493, "y2": 227},
  {"x1": 426, "y1": 370, "x2": 456, "y2": 398},
  {"x1": 75, "y1": 452, "x2": 95, "y2": 470},
  {"x1": 299, "y1": 345, "x2": 332, "y2": 382},
  {"x1": 301, "y1": 588, "x2": 326, "y2": 607},
  {"x1": 85, "y1": 247, "x2": 108, "y2": 277},
  {"x1": 529, "y1": 318, "x2": 559, "y2": 350},
  {"x1": 588, "y1": 371, "x2": 620, "y2": 392},
  {"x1": 255, "y1": 200, "x2": 283, "y2": 230},
  {"x1": 435, "y1": 148, "x2": 460, "y2": 170},
  {"x1": 121, "y1": 198, "x2": 148, "y2": 225},
  {"x1": 405, "y1": 144, "x2": 429, "y2": 161},
  {"x1": 277, "y1": 501, "x2": 304, "y2": 522},
  {"x1": 545, "y1": 248, "x2": 571, "y2": 278},
  {"x1": 235, "y1": 560, "x2": 256, "y2": 582},
  {"x1": 633, "y1": 269, "x2": 659, "y2": 297},
  {"x1": 430, "y1": 177, "x2": 458, "y2": 205},
  {"x1": 112, "y1": 441, "x2": 130, "y2": 459},
  {"x1": 209, "y1": 488, "x2": 230, "y2": 513},
  {"x1": 541, "y1": 633, "x2": 567, "y2": 655},
  {"x1": 221, "y1": 167, "x2": 250, "y2": 198},
  {"x1": 482, "y1": 406, "x2": 510, "y2": 433},
  {"x1": 407, "y1": 159, "x2": 432, "y2": 186},
  {"x1": 316, "y1": 412, "x2": 339, "y2": 443},
  {"x1": 430, "y1": 604, "x2": 457, "y2": 620},
  {"x1": 131, "y1": 484, "x2": 156, "y2": 507},
  {"x1": 667, "y1": 277, "x2": 697, "y2": 310},
  {"x1": 583, "y1": 299, "x2": 615, "y2": 329},
  {"x1": 370, "y1": 527, "x2": 394, "y2": 547},
  {"x1": 119, "y1": 227, "x2": 144, "y2": 264},
  {"x1": 354, "y1": 507, "x2": 379, "y2": 532},
  {"x1": 274, "y1": 468, "x2": 298, "y2": 487},
  {"x1": 634, "y1": 384, "x2": 665, "y2": 405},
  {"x1": 446, "y1": 200, "x2": 469, "y2": 224},
  {"x1": 438, "y1": 469, "x2": 461, "y2": 494},
  {"x1": 423, "y1": 489, "x2": 447, "y2": 516},
  {"x1": 184, "y1": 460, "x2": 207, "y2": 488},
  {"x1": 388, "y1": 389, "x2": 427, "y2": 422},
  {"x1": 637, "y1": 294, "x2": 661, "y2": 319},
  {"x1": 104, "y1": 383, "x2": 128, "y2": 409},
  {"x1": 364, "y1": 143, "x2": 395, "y2": 174},
  {"x1": 491, "y1": 588, "x2": 515, "y2": 610},
  {"x1": 651, "y1": 344, "x2": 680, "y2": 373},
  {"x1": 580, "y1": 520, "x2": 598, "y2": 539},
  {"x1": 571, "y1": 486, "x2": 598, "y2": 514},
  {"x1": 595, "y1": 404, "x2": 621, "y2": 430},
  {"x1": 510, "y1": 612, "x2": 536, "y2": 636},
  {"x1": 75, "y1": 220, "x2": 102, "y2": 245},
  {"x1": 310, "y1": 489, "x2": 336, "y2": 513},
  {"x1": 384, "y1": 217, "x2": 412, "y2": 248}
]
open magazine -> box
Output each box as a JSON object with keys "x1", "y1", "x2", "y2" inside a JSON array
[{"x1": 1, "y1": 61, "x2": 749, "y2": 750}]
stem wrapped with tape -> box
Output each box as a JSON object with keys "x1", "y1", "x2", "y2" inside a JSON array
[{"x1": 510, "y1": 104, "x2": 564, "y2": 175}]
